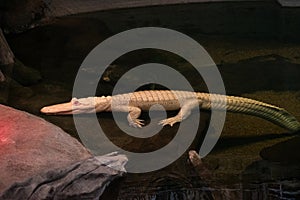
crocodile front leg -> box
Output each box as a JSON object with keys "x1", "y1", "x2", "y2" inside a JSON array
[
  {"x1": 113, "y1": 105, "x2": 144, "y2": 128},
  {"x1": 159, "y1": 100, "x2": 200, "y2": 127}
]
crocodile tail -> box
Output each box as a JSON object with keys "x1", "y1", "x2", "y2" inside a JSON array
[
  {"x1": 206, "y1": 94, "x2": 300, "y2": 132},
  {"x1": 269, "y1": 108, "x2": 300, "y2": 132},
  {"x1": 226, "y1": 95, "x2": 300, "y2": 132}
]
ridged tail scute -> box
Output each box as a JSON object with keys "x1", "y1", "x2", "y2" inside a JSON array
[{"x1": 203, "y1": 94, "x2": 300, "y2": 132}]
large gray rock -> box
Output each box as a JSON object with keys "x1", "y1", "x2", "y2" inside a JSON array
[
  {"x1": 0, "y1": 152, "x2": 127, "y2": 200},
  {"x1": 0, "y1": 104, "x2": 92, "y2": 193}
]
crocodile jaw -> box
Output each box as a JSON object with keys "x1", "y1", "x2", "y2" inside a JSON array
[
  {"x1": 40, "y1": 101, "x2": 75, "y2": 115},
  {"x1": 40, "y1": 97, "x2": 97, "y2": 115}
]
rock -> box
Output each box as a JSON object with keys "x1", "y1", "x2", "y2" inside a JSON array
[
  {"x1": 1, "y1": 27, "x2": 41, "y2": 86},
  {"x1": 12, "y1": 59, "x2": 42, "y2": 86},
  {"x1": 0, "y1": 76, "x2": 9, "y2": 104},
  {"x1": 0, "y1": 76, "x2": 35, "y2": 105},
  {"x1": 0, "y1": 152, "x2": 127, "y2": 200},
  {"x1": 0, "y1": 69, "x2": 9, "y2": 104},
  {"x1": 0, "y1": 104, "x2": 92, "y2": 193},
  {"x1": 0, "y1": 70, "x2": 5, "y2": 82},
  {"x1": 188, "y1": 150, "x2": 211, "y2": 180},
  {"x1": 0, "y1": 28, "x2": 14, "y2": 65},
  {"x1": 0, "y1": 0, "x2": 48, "y2": 33},
  {"x1": 1, "y1": 60, "x2": 42, "y2": 86}
]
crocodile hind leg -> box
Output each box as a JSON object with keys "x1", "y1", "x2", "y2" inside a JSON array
[{"x1": 159, "y1": 100, "x2": 200, "y2": 127}]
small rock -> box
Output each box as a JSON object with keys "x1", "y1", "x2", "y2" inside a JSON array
[{"x1": 189, "y1": 150, "x2": 211, "y2": 180}]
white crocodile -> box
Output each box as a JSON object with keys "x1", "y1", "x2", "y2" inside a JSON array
[{"x1": 41, "y1": 90, "x2": 300, "y2": 132}]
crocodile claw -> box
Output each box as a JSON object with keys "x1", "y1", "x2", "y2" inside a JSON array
[
  {"x1": 129, "y1": 119, "x2": 144, "y2": 128},
  {"x1": 158, "y1": 117, "x2": 179, "y2": 127}
]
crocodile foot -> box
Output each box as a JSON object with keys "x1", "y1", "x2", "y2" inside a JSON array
[
  {"x1": 158, "y1": 117, "x2": 181, "y2": 127},
  {"x1": 129, "y1": 119, "x2": 144, "y2": 128}
]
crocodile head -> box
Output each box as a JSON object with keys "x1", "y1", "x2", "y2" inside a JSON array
[{"x1": 40, "y1": 97, "x2": 99, "y2": 115}]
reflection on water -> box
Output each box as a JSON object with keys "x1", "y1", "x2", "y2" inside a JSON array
[
  {"x1": 117, "y1": 173, "x2": 214, "y2": 200},
  {"x1": 117, "y1": 180, "x2": 300, "y2": 200}
]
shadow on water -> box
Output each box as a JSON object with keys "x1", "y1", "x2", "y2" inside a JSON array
[
  {"x1": 260, "y1": 135, "x2": 300, "y2": 164},
  {"x1": 215, "y1": 131, "x2": 299, "y2": 152},
  {"x1": 242, "y1": 160, "x2": 300, "y2": 200},
  {"x1": 220, "y1": 54, "x2": 300, "y2": 95}
]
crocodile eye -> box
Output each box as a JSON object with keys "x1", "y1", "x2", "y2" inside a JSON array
[
  {"x1": 72, "y1": 98, "x2": 80, "y2": 106},
  {"x1": 73, "y1": 101, "x2": 80, "y2": 106}
]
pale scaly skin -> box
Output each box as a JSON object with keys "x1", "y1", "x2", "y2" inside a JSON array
[{"x1": 40, "y1": 90, "x2": 300, "y2": 132}]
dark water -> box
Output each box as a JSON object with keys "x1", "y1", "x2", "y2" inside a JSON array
[{"x1": 4, "y1": 3, "x2": 300, "y2": 199}]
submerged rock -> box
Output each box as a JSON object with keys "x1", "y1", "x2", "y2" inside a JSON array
[
  {"x1": 0, "y1": 28, "x2": 14, "y2": 64},
  {"x1": 12, "y1": 59, "x2": 42, "y2": 86},
  {"x1": 0, "y1": 70, "x2": 5, "y2": 82}
]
